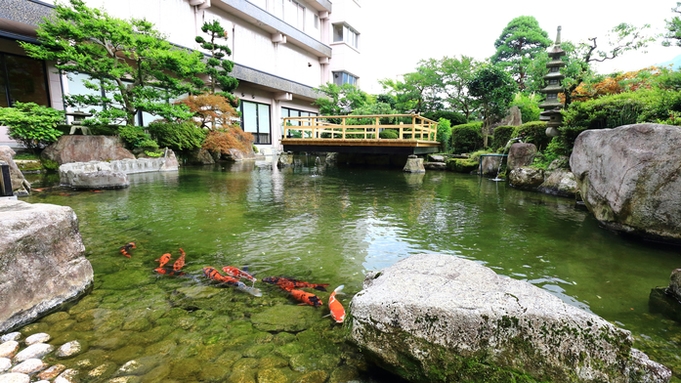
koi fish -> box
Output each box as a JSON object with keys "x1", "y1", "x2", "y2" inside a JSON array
[
  {"x1": 289, "y1": 288, "x2": 323, "y2": 307},
  {"x1": 119, "y1": 242, "x2": 136, "y2": 258},
  {"x1": 154, "y1": 267, "x2": 185, "y2": 276},
  {"x1": 222, "y1": 266, "x2": 257, "y2": 284},
  {"x1": 173, "y1": 248, "x2": 186, "y2": 271},
  {"x1": 155, "y1": 253, "x2": 172, "y2": 268},
  {"x1": 203, "y1": 267, "x2": 239, "y2": 286},
  {"x1": 262, "y1": 277, "x2": 329, "y2": 292},
  {"x1": 328, "y1": 285, "x2": 346, "y2": 323}
]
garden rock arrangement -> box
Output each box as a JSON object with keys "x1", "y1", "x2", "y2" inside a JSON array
[
  {"x1": 41, "y1": 135, "x2": 134, "y2": 165},
  {"x1": 0, "y1": 146, "x2": 30, "y2": 196},
  {"x1": 570, "y1": 124, "x2": 681, "y2": 244},
  {"x1": 350, "y1": 253, "x2": 671, "y2": 383},
  {"x1": 0, "y1": 199, "x2": 93, "y2": 333},
  {"x1": 0, "y1": 331, "x2": 85, "y2": 383}
]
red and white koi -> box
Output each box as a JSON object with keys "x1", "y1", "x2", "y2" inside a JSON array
[
  {"x1": 327, "y1": 285, "x2": 346, "y2": 323},
  {"x1": 222, "y1": 266, "x2": 257, "y2": 286}
]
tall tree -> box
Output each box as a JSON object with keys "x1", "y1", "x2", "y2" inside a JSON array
[
  {"x1": 314, "y1": 83, "x2": 370, "y2": 116},
  {"x1": 491, "y1": 16, "x2": 552, "y2": 91},
  {"x1": 195, "y1": 20, "x2": 239, "y2": 103},
  {"x1": 468, "y1": 65, "x2": 517, "y2": 147},
  {"x1": 20, "y1": 0, "x2": 205, "y2": 126},
  {"x1": 438, "y1": 55, "x2": 480, "y2": 120},
  {"x1": 379, "y1": 59, "x2": 442, "y2": 114},
  {"x1": 664, "y1": 2, "x2": 681, "y2": 47}
]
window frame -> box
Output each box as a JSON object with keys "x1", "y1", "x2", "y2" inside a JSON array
[{"x1": 241, "y1": 100, "x2": 272, "y2": 145}]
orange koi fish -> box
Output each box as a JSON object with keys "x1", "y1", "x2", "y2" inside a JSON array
[
  {"x1": 290, "y1": 289, "x2": 323, "y2": 307},
  {"x1": 173, "y1": 248, "x2": 186, "y2": 271},
  {"x1": 222, "y1": 266, "x2": 257, "y2": 284},
  {"x1": 262, "y1": 277, "x2": 329, "y2": 292},
  {"x1": 119, "y1": 242, "x2": 136, "y2": 258},
  {"x1": 328, "y1": 285, "x2": 346, "y2": 323},
  {"x1": 155, "y1": 253, "x2": 172, "y2": 267},
  {"x1": 203, "y1": 267, "x2": 239, "y2": 286},
  {"x1": 154, "y1": 266, "x2": 185, "y2": 276}
]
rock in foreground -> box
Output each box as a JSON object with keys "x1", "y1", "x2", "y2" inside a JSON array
[
  {"x1": 0, "y1": 200, "x2": 93, "y2": 333},
  {"x1": 350, "y1": 254, "x2": 670, "y2": 383}
]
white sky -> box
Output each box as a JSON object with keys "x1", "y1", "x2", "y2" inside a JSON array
[{"x1": 359, "y1": 0, "x2": 681, "y2": 94}]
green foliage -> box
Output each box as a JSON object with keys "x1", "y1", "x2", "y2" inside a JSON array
[
  {"x1": 20, "y1": 0, "x2": 205, "y2": 126},
  {"x1": 118, "y1": 125, "x2": 157, "y2": 151},
  {"x1": 664, "y1": 2, "x2": 681, "y2": 47},
  {"x1": 515, "y1": 121, "x2": 551, "y2": 151},
  {"x1": 491, "y1": 16, "x2": 552, "y2": 91},
  {"x1": 450, "y1": 122, "x2": 483, "y2": 154},
  {"x1": 379, "y1": 129, "x2": 399, "y2": 139},
  {"x1": 491, "y1": 126, "x2": 516, "y2": 152},
  {"x1": 314, "y1": 83, "x2": 370, "y2": 117},
  {"x1": 446, "y1": 157, "x2": 479, "y2": 173},
  {"x1": 510, "y1": 93, "x2": 541, "y2": 122},
  {"x1": 532, "y1": 137, "x2": 570, "y2": 169},
  {"x1": 41, "y1": 158, "x2": 59, "y2": 171},
  {"x1": 436, "y1": 118, "x2": 452, "y2": 152},
  {"x1": 379, "y1": 58, "x2": 442, "y2": 113},
  {"x1": 563, "y1": 90, "x2": 653, "y2": 130},
  {"x1": 469, "y1": 65, "x2": 518, "y2": 147},
  {"x1": 195, "y1": 20, "x2": 238, "y2": 103},
  {"x1": 422, "y1": 110, "x2": 467, "y2": 126},
  {"x1": 0, "y1": 102, "x2": 64, "y2": 151},
  {"x1": 147, "y1": 121, "x2": 207, "y2": 152}
]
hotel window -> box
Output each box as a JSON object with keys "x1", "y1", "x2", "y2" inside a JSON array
[
  {"x1": 241, "y1": 100, "x2": 271, "y2": 144},
  {"x1": 332, "y1": 23, "x2": 359, "y2": 49},
  {"x1": 333, "y1": 71, "x2": 358, "y2": 86},
  {"x1": 284, "y1": 0, "x2": 305, "y2": 31},
  {"x1": 0, "y1": 53, "x2": 50, "y2": 107},
  {"x1": 282, "y1": 107, "x2": 318, "y2": 126},
  {"x1": 314, "y1": 15, "x2": 319, "y2": 29}
]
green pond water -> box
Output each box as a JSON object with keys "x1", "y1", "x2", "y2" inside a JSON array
[{"x1": 14, "y1": 159, "x2": 681, "y2": 382}]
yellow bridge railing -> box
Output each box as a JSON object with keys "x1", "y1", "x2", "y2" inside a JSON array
[{"x1": 282, "y1": 114, "x2": 438, "y2": 142}]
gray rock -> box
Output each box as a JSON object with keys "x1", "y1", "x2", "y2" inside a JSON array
[
  {"x1": 62, "y1": 169, "x2": 129, "y2": 190},
  {"x1": 0, "y1": 147, "x2": 30, "y2": 196},
  {"x1": 10, "y1": 359, "x2": 47, "y2": 374},
  {"x1": 538, "y1": 168, "x2": 578, "y2": 197},
  {"x1": 670, "y1": 269, "x2": 681, "y2": 300},
  {"x1": 0, "y1": 372, "x2": 30, "y2": 383},
  {"x1": 325, "y1": 152, "x2": 338, "y2": 166},
  {"x1": 277, "y1": 152, "x2": 294, "y2": 168},
  {"x1": 428, "y1": 154, "x2": 445, "y2": 162},
  {"x1": 0, "y1": 334, "x2": 19, "y2": 343},
  {"x1": 37, "y1": 364, "x2": 66, "y2": 380},
  {"x1": 507, "y1": 142, "x2": 537, "y2": 171},
  {"x1": 41, "y1": 135, "x2": 134, "y2": 165},
  {"x1": 0, "y1": 200, "x2": 93, "y2": 333},
  {"x1": 24, "y1": 333, "x2": 50, "y2": 346},
  {"x1": 0, "y1": 358, "x2": 10, "y2": 372},
  {"x1": 479, "y1": 155, "x2": 503, "y2": 176},
  {"x1": 13, "y1": 344, "x2": 53, "y2": 363},
  {"x1": 53, "y1": 368, "x2": 78, "y2": 383},
  {"x1": 56, "y1": 341, "x2": 82, "y2": 358},
  {"x1": 350, "y1": 254, "x2": 670, "y2": 383},
  {"x1": 570, "y1": 124, "x2": 681, "y2": 243},
  {"x1": 0, "y1": 342, "x2": 18, "y2": 359},
  {"x1": 423, "y1": 161, "x2": 446, "y2": 171},
  {"x1": 508, "y1": 166, "x2": 544, "y2": 190},
  {"x1": 403, "y1": 155, "x2": 425, "y2": 173}
]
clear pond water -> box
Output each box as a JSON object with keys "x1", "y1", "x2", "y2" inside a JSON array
[{"x1": 16, "y1": 158, "x2": 681, "y2": 382}]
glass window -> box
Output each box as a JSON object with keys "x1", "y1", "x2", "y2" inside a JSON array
[
  {"x1": 333, "y1": 71, "x2": 358, "y2": 86},
  {"x1": 332, "y1": 23, "x2": 359, "y2": 49},
  {"x1": 0, "y1": 53, "x2": 50, "y2": 107},
  {"x1": 242, "y1": 100, "x2": 271, "y2": 144}
]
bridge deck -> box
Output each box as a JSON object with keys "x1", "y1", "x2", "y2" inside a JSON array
[{"x1": 281, "y1": 114, "x2": 440, "y2": 155}]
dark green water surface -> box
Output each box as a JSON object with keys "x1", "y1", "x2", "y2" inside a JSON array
[{"x1": 18, "y1": 160, "x2": 681, "y2": 382}]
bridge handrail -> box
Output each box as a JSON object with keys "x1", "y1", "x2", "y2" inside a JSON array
[{"x1": 282, "y1": 114, "x2": 438, "y2": 142}]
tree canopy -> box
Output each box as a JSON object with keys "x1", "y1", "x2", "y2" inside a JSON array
[
  {"x1": 195, "y1": 20, "x2": 239, "y2": 103},
  {"x1": 468, "y1": 65, "x2": 517, "y2": 145},
  {"x1": 491, "y1": 16, "x2": 552, "y2": 91},
  {"x1": 20, "y1": 0, "x2": 206, "y2": 126}
]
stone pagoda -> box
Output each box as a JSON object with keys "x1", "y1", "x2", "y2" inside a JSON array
[{"x1": 539, "y1": 26, "x2": 566, "y2": 137}]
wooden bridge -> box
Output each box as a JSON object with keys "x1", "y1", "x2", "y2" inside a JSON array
[{"x1": 281, "y1": 114, "x2": 440, "y2": 155}]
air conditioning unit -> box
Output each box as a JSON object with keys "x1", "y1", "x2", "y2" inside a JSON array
[
  {"x1": 271, "y1": 33, "x2": 287, "y2": 44},
  {"x1": 188, "y1": 0, "x2": 211, "y2": 9}
]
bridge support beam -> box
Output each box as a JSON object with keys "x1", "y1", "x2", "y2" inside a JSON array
[{"x1": 403, "y1": 155, "x2": 425, "y2": 173}]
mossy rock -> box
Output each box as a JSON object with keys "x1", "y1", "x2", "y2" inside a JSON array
[
  {"x1": 446, "y1": 158, "x2": 479, "y2": 173},
  {"x1": 251, "y1": 305, "x2": 319, "y2": 333}
]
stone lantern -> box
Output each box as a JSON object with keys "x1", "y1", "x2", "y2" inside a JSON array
[{"x1": 539, "y1": 26, "x2": 566, "y2": 137}]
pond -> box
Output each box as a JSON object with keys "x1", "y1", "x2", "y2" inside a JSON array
[{"x1": 16, "y1": 158, "x2": 681, "y2": 382}]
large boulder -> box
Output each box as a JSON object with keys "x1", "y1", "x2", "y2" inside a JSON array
[
  {"x1": 0, "y1": 146, "x2": 30, "y2": 196},
  {"x1": 42, "y1": 135, "x2": 134, "y2": 164},
  {"x1": 508, "y1": 166, "x2": 544, "y2": 190},
  {"x1": 0, "y1": 199, "x2": 93, "y2": 333},
  {"x1": 350, "y1": 254, "x2": 670, "y2": 383},
  {"x1": 570, "y1": 124, "x2": 681, "y2": 244},
  {"x1": 537, "y1": 168, "x2": 578, "y2": 197},
  {"x1": 507, "y1": 142, "x2": 537, "y2": 171}
]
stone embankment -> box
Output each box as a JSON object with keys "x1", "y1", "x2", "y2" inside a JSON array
[{"x1": 350, "y1": 254, "x2": 671, "y2": 383}]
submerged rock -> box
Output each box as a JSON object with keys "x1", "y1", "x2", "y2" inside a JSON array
[{"x1": 350, "y1": 254, "x2": 671, "y2": 383}]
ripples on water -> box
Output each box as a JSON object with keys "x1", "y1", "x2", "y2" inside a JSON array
[{"x1": 21, "y1": 160, "x2": 681, "y2": 381}]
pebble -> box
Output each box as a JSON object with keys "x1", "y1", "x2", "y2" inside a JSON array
[
  {"x1": 0, "y1": 372, "x2": 30, "y2": 383},
  {"x1": 10, "y1": 359, "x2": 47, "y2": 375},
  {"x1": 38, "y1": 364, "x2": 66, "y2": 380},
  {"x1": 24, "y1": 333, "x2": 50, "y2": 346},
  {"x1": 56, "y1": 341, "x2": 81, "y2": 358},
  {"x1": 0, "y1": 343, "x2": 18, "y2": 359},
  {"x1": 54, "y1": 368, "x2": 78, "y2": 383},
  {"x1": 0, "y1": 359, "x2": 10, "y2": 373},
  {"x1": 13, "y1": 344, "x2": 53, "y2": 363},
  {"x1": 0, "y1": 334, "x2": 20, "y2": 343}
]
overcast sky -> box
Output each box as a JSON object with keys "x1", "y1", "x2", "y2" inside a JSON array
[{"x1": 359, "y1": 1, "x2": 681, "y2": 94}]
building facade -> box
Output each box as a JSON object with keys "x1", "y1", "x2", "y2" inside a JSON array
[{"x1": 0, "y1": 0, "x2": 364, "y2": 154}]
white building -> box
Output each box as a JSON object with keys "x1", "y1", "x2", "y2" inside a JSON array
[{"x1": 0, "y1": 0, "x2": 364, "y2": 154}]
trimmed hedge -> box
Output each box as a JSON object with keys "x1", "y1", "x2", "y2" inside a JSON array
[
  {"x1": 147, "y1": 121, "x2": 207, "y2": 152},
  {"x1": 491, "y1": 126, "x2": 515, "y2": 152},
  {"x1": 450, "y1": 122, "x2": 483, "y2": 154}
]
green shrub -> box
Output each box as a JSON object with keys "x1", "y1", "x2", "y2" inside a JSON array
[
  {"x1": 450, "y1": 122, "x2": 483, "y2": 154},
  {"x1": 86, "y1": 124, "x2": 119, "y2": 135},
  {"x1": 532, "y1": 137, "x2": 570, "y2": 169},
  {"x1": 422, "y1": 110, "x2": 467, "y2": 126},
  {"x1": 491, "y1": 125, "x2": 516, "y2": 152},
  {"x1": 446, "y1": 158, "x2": 479, "y2": 173},
  {"x1": 0, "y1": 102, "x2": 64, "y2": 151},
  {"x1": 118, "y1": 125, "x2": 155, "y2": 151},
  {"x1": 147, "y1": 120, "x2": 207, "y2": 152},
  {"x1": 510, "y1": 93, "x2": 541, "y2": 122},
  {"x1": 515, "y1": 121, "x2": 550, "y2": 151},
  {"x1": 379, "y1": 129, "x2": 399, "y2": 139},
  {"x1": 436, "y1": 118, "x2": 452, "y2": 152}
]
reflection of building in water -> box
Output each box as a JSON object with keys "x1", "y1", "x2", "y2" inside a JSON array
[{"x1": 0, "y1": 0, "x2": 365, "y2": 155}]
